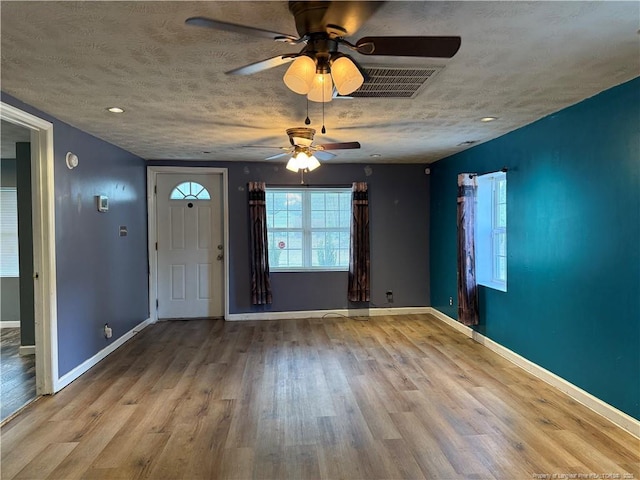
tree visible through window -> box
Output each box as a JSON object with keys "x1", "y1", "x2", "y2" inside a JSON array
[
  {"x1": 265, "y1": 188, "x2": 351, "y2": 271},
  {"x1": 169, "y1": 182, "x2": 211, "y2": 200}
]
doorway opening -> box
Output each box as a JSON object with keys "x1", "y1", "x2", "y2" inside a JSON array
[
  {"x1": 1, "y1": 101, "x2": 58, "y2": 420},
  {"x1": 1, "y1": 122, "x2": 35, "y2": 421}
]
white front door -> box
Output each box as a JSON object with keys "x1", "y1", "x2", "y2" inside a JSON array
[{"x1": 156, "y1": 173, "x2": 224, "y2": 319}]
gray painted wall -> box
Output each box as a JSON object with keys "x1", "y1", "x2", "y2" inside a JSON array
[
  {"x1": 1, "y1": 92, "x2": 149, "y2": 377},
  {"x1": 149, "y1": 161, "x2": 431, "y2": 313},
  {"x1": 0, "y1": 278, "x2": 20, "y2": 322},
  {"x1": 0, "y1": 158, "x2": 17, "y2": 185},
  {"x1": 0, "y1": 158, "x2": 20, "y2": 323}
]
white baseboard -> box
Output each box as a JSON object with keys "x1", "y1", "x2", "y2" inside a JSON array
[
  {"x1": 19, "y1": 345, "x2": 35, "y2": 356},
  {"x1": 0, "y1": 321, "x2": 20, "y2": 328},
  {"x1": 427, "y1": 307, "x2": 640, "y2": 440},
  {"x1": 54, "y1": 318, "x2": 153, "y2": 392},
  {"x1": 225, "y1": 306, "x2": 432, "y2": 322}
]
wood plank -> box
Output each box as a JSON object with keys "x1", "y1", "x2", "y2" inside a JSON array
[
  {"x1": 12, "y1": 441, "x2": 77, "y2": 480},
  {"x1": 389, "y1": 411, "x2": 460, "y2": 478},
  {"x1": 348, "y1": 374, "x2": 402, "y2": 440},
  {"x1": 381, "y1": 438, "x2": 427, "y2": 480},
  {"x1": 46, "y1": 404, "x2": 138, "y2": 479},
  {"x1": 176, "y1": 399, "x2": 235, "y2": 479},
  {"x1": 218, "y1": 447, "x2": 255, "y2": 480}
]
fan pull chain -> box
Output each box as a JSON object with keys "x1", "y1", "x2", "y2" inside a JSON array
[{"x1": 305, "y1": 97, "x2": 311, "y2": 125}]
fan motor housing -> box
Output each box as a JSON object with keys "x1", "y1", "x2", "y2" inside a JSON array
[
  {"x1": 289, "y1": 1, "x2": 332, "y2": 35},
  {"x1": 287, "y1": 127, "x2": 315, "y2": 147}
]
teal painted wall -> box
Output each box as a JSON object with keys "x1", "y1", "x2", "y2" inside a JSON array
[{"x1": 430, "y1": 77, "x2": 640, "y2": 420}]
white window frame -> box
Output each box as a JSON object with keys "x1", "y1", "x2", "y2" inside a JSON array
[
  {"x1": 266, "y1": 187, "x2": 351, "y2": 272},
  {"x1": 476, "y1": 172, "x2": 507, "y2": 291}
]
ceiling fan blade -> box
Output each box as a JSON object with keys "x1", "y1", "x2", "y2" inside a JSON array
[
  {"x1": 265, "y1": 152, "x2": 292, "y2": 161},
  {"x1": 185, "y1": 17, "x2": 298, "y2": 42},
  {"x1": 317, "y1": 141, "x2": 361, "y2": 150},
  {"x1": 314, "y1": 150, "x2": 337, "y2": 161},
  {"x1": 356, "y1": 36, "x2": 461, "y2": 58},
  {"x1": 226, "y1": 54, "x2": 298, "y2": 75},
  {"x1": 321, "y1": 1, "x2": 384, "y2": 37}
]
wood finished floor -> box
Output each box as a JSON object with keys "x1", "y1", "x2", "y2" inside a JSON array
[
  {"x1": 1, "y1": 328, "x2": 36, "y2": 422},
  {"x1": 1, "y1": 314, "x2": 638, "y2": 480}
]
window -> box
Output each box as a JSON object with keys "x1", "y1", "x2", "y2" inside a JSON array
[
  {"x1": 266, "y1": 188, "x2": 351, "y2": 271},
  {"x1": 169, "y1": 181, "x2": 210, "y2": 200},
  {"x1": 0, "y1": 187, "x2": 19, "y2": 277},
  {"x1": 476, "y1": 172, "x2": 507, "y2": 291}
]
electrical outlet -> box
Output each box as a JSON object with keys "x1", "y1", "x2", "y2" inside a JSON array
[
  {"x1": 449, "y1": 296, "x2": 453, "y2": 306},
  {"x1": 386, "y1": 290, "x2": 394, "y2": 303}
]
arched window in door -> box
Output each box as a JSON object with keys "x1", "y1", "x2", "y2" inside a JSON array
[{"x1": 169, "y1": 181, "x2": 211, "y2": 200}]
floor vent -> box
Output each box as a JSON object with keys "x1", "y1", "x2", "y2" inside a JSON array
[{"x1": 335, "y1": 66, "x2": 443, "y2": 99}]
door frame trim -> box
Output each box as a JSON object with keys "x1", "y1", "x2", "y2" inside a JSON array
[
  {"x1": 1, "y1": 101, "x2": 57, "y2": 395},
  {"x1": 147, "y1": 166, "x2": 229, "y2": 321}
]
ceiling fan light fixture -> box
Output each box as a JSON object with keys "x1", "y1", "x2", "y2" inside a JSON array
[
  {"x1": 307, "y1": 73, "x2": 333, "y2": 103},
  {"x1": 286, "y1": 150, "x2": 320, "y2": 172},
  {"x1": 331, "y1": 56, "x2": 364, "y2": 95},
  {"x1": 283, "y1": 55, "x2": 316, "y2": 94}
]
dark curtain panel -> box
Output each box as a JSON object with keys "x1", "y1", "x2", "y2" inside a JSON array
[
  {"x1": 348, "y1": 182, "x2": 370, "y2": 302},
  {"x1": 248, "y1": 182, "x2": 272, "y2": 305},
  {"x1": 457, "y1": 174, "x2": 479, "y2": 325}
]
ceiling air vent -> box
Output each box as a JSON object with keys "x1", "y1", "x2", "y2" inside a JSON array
[{"x1": 334, "y1": 66, "x2": 443, "y2": 99}]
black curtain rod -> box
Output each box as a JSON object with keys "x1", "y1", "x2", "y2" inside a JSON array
[
  {"x1": 469, "y1": 167, "x2": 508, "y2": 178},
  {"x1": 266, "y1": 183, "x2": 353, "y2": 188}
]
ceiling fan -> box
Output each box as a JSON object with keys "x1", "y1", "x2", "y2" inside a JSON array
[
  {"x1": 254, "y1": 127, "x2": 360, "y2": 171},
  {"x1": 185, "y1": 1, "x2": 461, "y2": 101}
]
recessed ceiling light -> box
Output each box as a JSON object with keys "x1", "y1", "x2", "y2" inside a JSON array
[
  {"x1": 106, "y1": 107, "x2": 124, "y2": 113},
  {"x1": 480, "y1": 116, "x2": 497, "y2": 122},
  {"x1": 370, "y1": 153, "x2": 381, "y2": 158}
]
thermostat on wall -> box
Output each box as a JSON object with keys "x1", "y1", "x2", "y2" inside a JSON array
[{"x1": 97, "y1": 195, "x2": 109, "y2": 212}]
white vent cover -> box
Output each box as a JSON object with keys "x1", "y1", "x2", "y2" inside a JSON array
[{"x1": 335, "y1": 66, "x2": 443, "y2": 99}]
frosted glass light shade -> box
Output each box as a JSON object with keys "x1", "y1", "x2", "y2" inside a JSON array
[
  {"x1": 306, "y1": 155, "x2": 321, "y2": 171},
  {"x1": 286, "y1": 156, "x2": 301, "y2": 172},
  {"x1": 283, "y1": 56, "x2": 316, "y2": 94},
  {"x1": 331, "y1": 57, "x2": 364, "y2": 95},
  {"x1": 307, "y1": 73, "x2": 333, "y2": 102},
  {"x1": 286, "y1": 151, "x2": 321, "y2": 172}
]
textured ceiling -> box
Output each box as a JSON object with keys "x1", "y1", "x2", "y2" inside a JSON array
[{"x1": 1, "y1": 1, "x2": 638, "y2": 164}]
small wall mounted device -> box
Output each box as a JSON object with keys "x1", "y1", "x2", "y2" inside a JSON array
[
  {"x1": 65, "y1": 152, "x2": 79, "y2": 169},
  {"x1": 97, "y1": 195, "x2": 109, "y2": 212}
]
